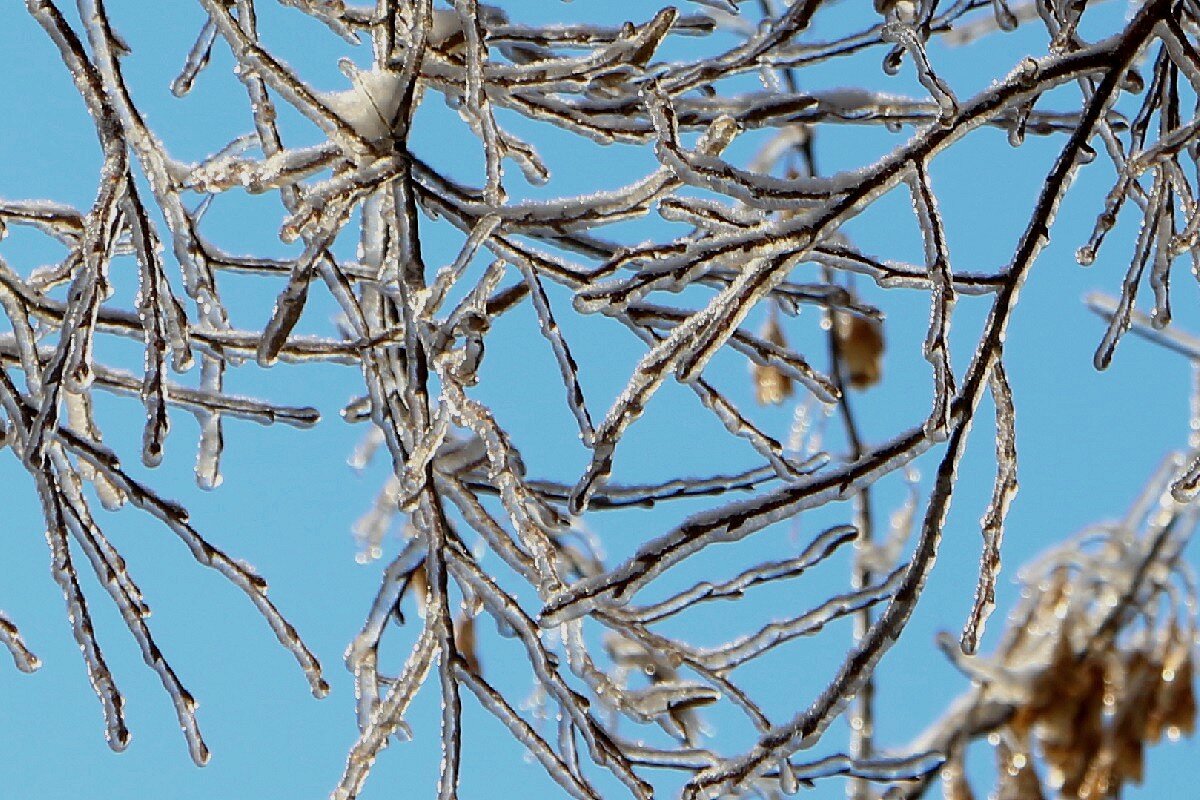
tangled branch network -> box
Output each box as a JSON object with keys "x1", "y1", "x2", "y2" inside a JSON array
[{"x1": 3, "y1": 0, "x2": 1200, "y2": 798}]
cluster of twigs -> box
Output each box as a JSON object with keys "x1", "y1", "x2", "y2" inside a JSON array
[{"x1": 3, "y1": 0, "x2": 1200, "y2": 798}]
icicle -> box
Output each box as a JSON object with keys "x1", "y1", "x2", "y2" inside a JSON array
[
  {"x1": 140, "y1": 345, "x2": 170, "y2": 469},
  {"x1": 194, "y1": 354, "x2": 224, "y2": 489},
  {"x1": 183, "y1": 142, "x2": 341, "y2": 195},
  {"x1": 1008, "y1": 99, "x2": 1033, "y2": 147},
  {"x1": 60, "y1": 430, "x2": 329, "y2": 699},
  {"x1": 534, "y1": 464, "x2": 787, "y2": 511},
  {"x1": 352, "y1": 476, "x2": 402, "y2": 563},
  {"x1": 1171, "y1": 454, "x2": 1200, "y2": 502},
  {"x1": 499, "y1": 129, "x2": 550, "y2": 186},
  {"x1": 395, "y1": 405, "x2": 453, "y2": 508},
  {"x1": 991, "y1": 0, "x2": 1019, "y2": 31},
  {"x1": 515, "y1": 259, "x2": 596, "y2": 447},
  {"x1": 52, "y1": 450, "x2": 211, "y2": 764},
  {"x1": 454, "y1": 0, "x2": 506, "y2": 206},
  {"x1": 456, "y1": 665, "x2": 601, "y2": 800},
  {"x1": 785, "y1": 750, "x2": 945, "y2": 782},
  {"x1": 1148, "y1": 187, "x2": 1176, "y2": 329},
  {"x1": 335, "y1": 628, "x2": 438, "y2": 800},
  {"x1": 543, "y1": 423, "x2": 937, "y2": 626},
  {"x1": 1191, "y1": 361, "x2": 1200, "y2": 452},
  {"x1": 440, "y1": 380, "x2": 564, "y2": 586}
]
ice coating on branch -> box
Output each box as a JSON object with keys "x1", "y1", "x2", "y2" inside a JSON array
[
  {"x1": 0, "y1": 612, "x2": 40, "y2": 673},
  {"x1": 171, "y1": 19, "x2": 217, "y2": 97},
  {"x1": 194, "y1": 354, "x2": 224, "y2": 490},
  {"x1": 881, "y1": 20, "x2": 959, "y2": 126},
  {"x1": 13, "y1": 0, "x2": 1200, "y2": 797},
  {"x1": 961, "y1": 361, "x2": 1018, "y2": 654},
  {"x1": 907, "y1": 163, "x2": 956, "y2": 440}
]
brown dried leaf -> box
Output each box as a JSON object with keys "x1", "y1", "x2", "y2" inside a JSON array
[
  {"x1": 1011, "y1": 618, "x2": 1081, "y2": 739},
  {"x1": 1150, "y1": 626, "x2": 1197, "y2": 741},
  {"x1": 409, "y1": 563, "x2": 429, "y2": 620},
  {"x1": 604, "y1": 632, "x2": 679, "y2": 681},
  {"x1": 1002, "y1": 568, "x2": 1071, "y2": 665},
  {"x1": 1075, "y1": 746, "x2": 1118, "y2": 800},
  {"x1": 940, "y1": 753, "x2": 975, "y2": 800},
  {"x1": 834, "y1": 312, "x2": 884, "y2": 390},
  {"x1": 455, "y1": 613, "x2": 481, "y2": 676},
  {"x1": 994, "y1": 739, "x2": 1045, "y2": 800},
  {"x1": 667, "y1": 693, "x2": 715, "y2": 747},
  {"x1": 1111, "y1": 649, "x2": 1159, "y2": 783},
  {"x1": 752, "y1": 316, "x2": 793, "y2": 405},
  {"x1": 1038, "y1": 652, "x2": 1106, "y2": 797}
]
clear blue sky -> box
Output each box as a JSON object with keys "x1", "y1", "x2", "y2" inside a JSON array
[{"x1": 0, "y1": 2, "x2": 1196, "y2": 798}]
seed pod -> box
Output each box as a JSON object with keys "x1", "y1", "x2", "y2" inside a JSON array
[
  {"x1": 1037, "y1": 650, "x2": 1106, "y2": 797},
  {"x1": 408, "y1": 563, "x2": 429, "y2": 620},
  {"x1": 752, "y1": 316, "x2": 793, "y2": 405},
  {"x1": 1075, "y1": 746, "x2": 1117, "y2": 800},
  {"x1": 1001, "y1": 567, "x2": 1071, "y2": 666},
  {"x1": 1112, "y1": 649, "x2": 1158, "y2": 784},
  {"x1": 604, "y1": 632, "x2": 679, "y2": 680},
  {"x1": 455, "y1": 613, "x2": 481, "y2": 675},
  {"x1": 1150, "y1": 625, "x2": 1197, "y2": 741},
  {"x1": 994, "y1": 739, "x2": 1044, "y2": 800},
  {"x1": 834, "y1": 313, "x2": 885, "y2": 390},
  {"x1": 940, "y1": 753, "x2": 975, "y2": 800},
  {"x1": 1010, "y1": 619, "x2": 1079, "y2": 740}
]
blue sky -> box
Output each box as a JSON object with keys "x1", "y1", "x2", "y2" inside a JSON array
[{"x1": 0, "y1": 2, "x2": 1197, "y2": 798}]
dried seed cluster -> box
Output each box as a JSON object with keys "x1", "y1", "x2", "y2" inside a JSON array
[{"x1": 938, "y1": 475, "x2": 1199, "y2": 800}]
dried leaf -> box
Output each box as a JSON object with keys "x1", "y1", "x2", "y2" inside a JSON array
[
  {"x1": 940, "y1": 753, "x2": 975, "y2": 800},
  {"x1": 994, "y1": 739, "x2": 1044, "y2": 800},
  {"x1": 835, "y1": 312, "x2": 885, "y2": 390},
  {"x1": 455, "y1": 613, "x2": 481, "y2": 676},
  {"x1": 752, "y1": 315, "x2": 793, "y2": 405}
]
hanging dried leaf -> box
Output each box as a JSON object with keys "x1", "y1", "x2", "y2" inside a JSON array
[
  {"x1": 1149, "y1": 625, "x2": 1197, "y2": 741},
  {"x1": 1075, "y1": 746, "x2": 1118, "y2": 800},
  {"x1": 994, "y1": 739, "x2": 1044, "y2": 800},
  {"x1": 1042, "y1": 652, "x2": 1106, "y2": 797},
  {"x1": 1111, "y1": 649, "x2": 1159, "y2": 785},
  {"x1": 835, "y1": 312, "x2": 885, "y2": 390},
  {"x1": 753, "y1": 315, "x2": 794, "y2": 405},
  {"x1": 940, "y1": 753, "x2": 975, "y2": 800},
  {"x1": 455, "y1": 613, "x2": 481, "y2": 676},
  {"x1": 408, "y1": 563, "x2": 429, "y2": 621}
]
